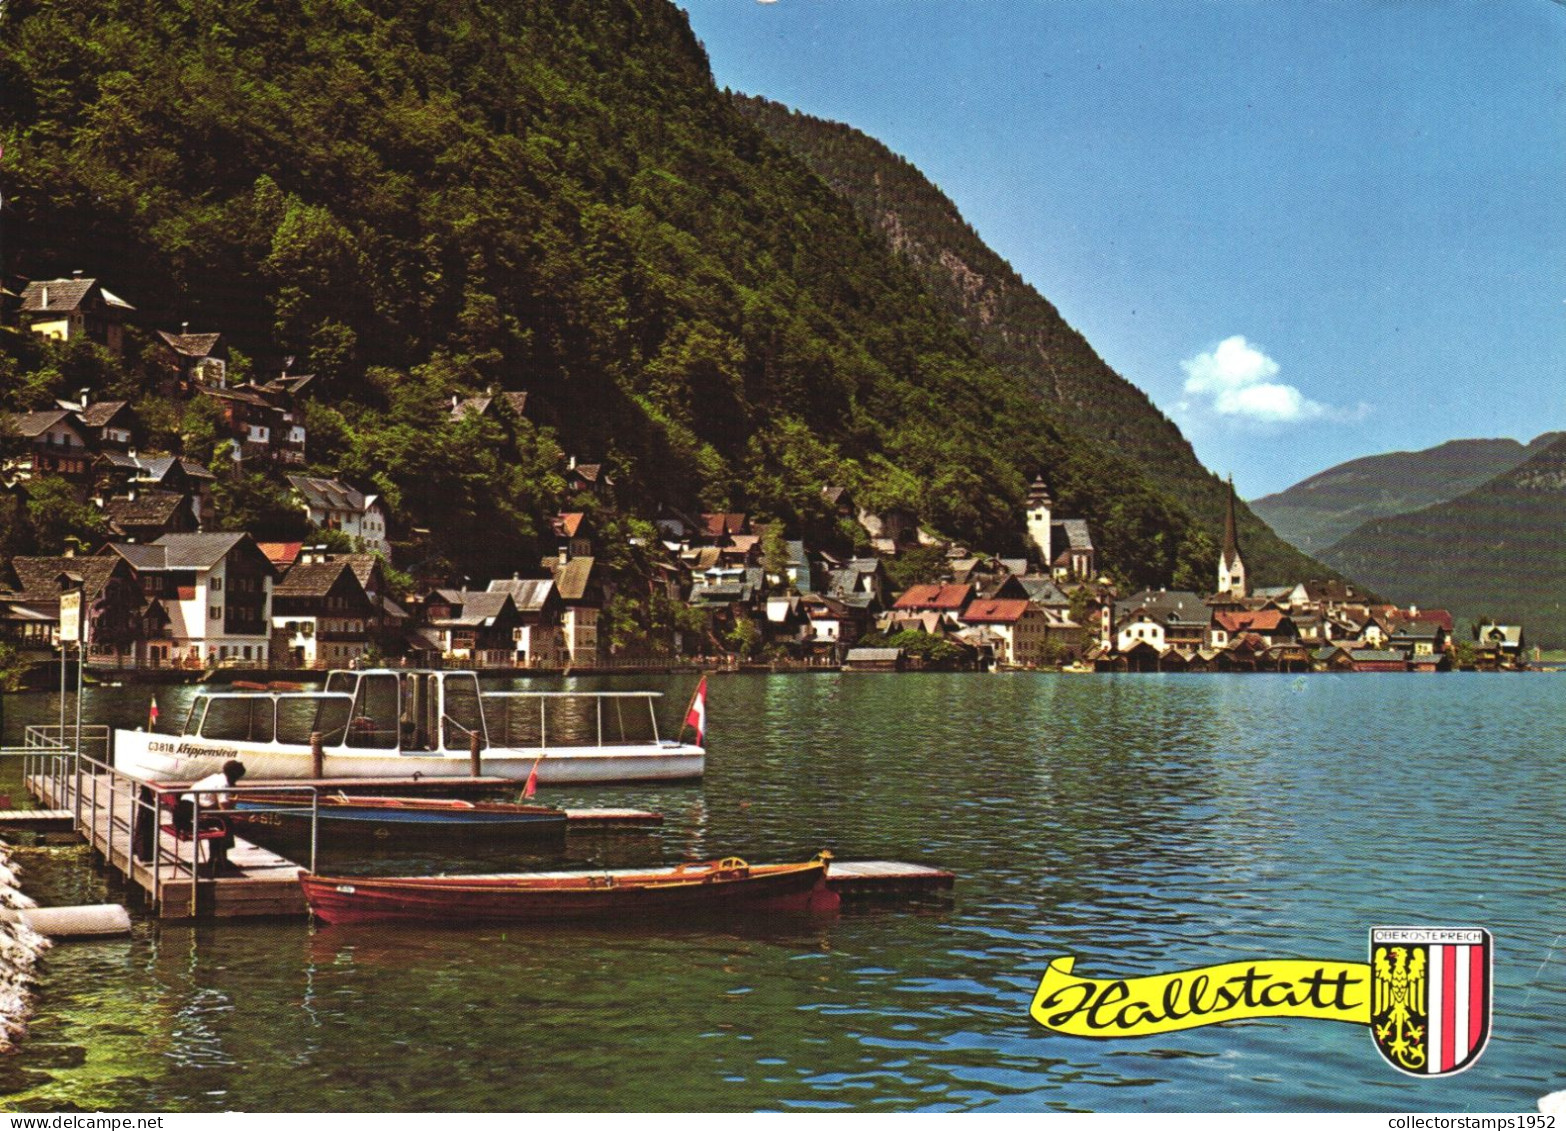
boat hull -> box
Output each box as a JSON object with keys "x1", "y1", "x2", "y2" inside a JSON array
[
  {"x1": 228, "y1": 795, "x2": 569, "y2": 846},
  {"x1": 299, "y1": 857, "x2": 838, "y2": 925},
  {"x1": 113, "y1": 729, "x2": 704, "y2": 786}
]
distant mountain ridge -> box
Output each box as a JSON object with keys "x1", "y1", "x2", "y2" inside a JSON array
[
  {"x1": 730, "y1": 93, "x2": 1332, "y2": 588},
  {"x1": 1319, "y1": 434, "x2": 1566, "y2": 646},
  {"x1": 1250, "y1": 434, "x2": 1563, "y2": 553}
]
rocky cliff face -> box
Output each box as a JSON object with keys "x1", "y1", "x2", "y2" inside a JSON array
[{"x1": 731, "y1": 92, "x2": 1333, "y2": 587}]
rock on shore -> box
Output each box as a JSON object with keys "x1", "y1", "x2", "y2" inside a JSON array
[{"x1": 0, "y1": 839, "x2": 51, "y2": 1053}]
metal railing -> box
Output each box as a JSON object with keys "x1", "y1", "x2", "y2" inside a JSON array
[{"x1": 13, "y1": 727, "x2": 320, "y2": 917}]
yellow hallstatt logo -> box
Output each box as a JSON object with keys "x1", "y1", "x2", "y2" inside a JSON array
[{"x1": 1030, "y1": 955, "x2": 1372, "y2": 1038}]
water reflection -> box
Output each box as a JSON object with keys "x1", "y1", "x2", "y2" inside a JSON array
[{"x1": 1, "y1": 673, "x2": 1564, "y2": 1110}]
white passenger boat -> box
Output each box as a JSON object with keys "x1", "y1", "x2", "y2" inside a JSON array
[{"x1": 112, "y1": 669, "x2": 705, "y2": 785}]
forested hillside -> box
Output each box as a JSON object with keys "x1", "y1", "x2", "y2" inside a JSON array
[
  {"x1": 729, "y1": 93, "x2": 1329, "y2": 586},
  {"x1": 1321, "y1": 435, "x2": 1566, "y2": 646},
  {"x1": 1251, "y1": 434, "x2": 1562, "y2": 554},
  {"x1": 2, "y1": 0, "x2": 1220, "y2": 588}
]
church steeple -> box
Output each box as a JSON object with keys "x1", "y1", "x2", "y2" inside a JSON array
[
  {"x1": 1025, "y1": 475, "x2": 1053, "y2": 571},
  {"x1": 1218, "y1": 476, "x2": 1249, "y2": 598}
]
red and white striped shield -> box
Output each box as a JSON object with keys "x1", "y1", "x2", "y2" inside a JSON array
[{"x1": 1369, "y1": 927, "x2": 1492, "y2": 1076}]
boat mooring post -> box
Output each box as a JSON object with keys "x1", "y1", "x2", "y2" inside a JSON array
[
  {"x1": 469, "y1": 730, "x2": 481, "y2": 777},
  {"x1": 310, "y1": 732, "x2": 324, "y2": 778}
]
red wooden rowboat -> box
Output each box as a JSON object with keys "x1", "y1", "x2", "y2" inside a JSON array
[{"x1": 299, "y1": 853, "x2": 838, "y2": 925}]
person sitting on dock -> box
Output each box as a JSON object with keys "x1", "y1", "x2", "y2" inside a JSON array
[{"x1": 174, "y1": 760, "x2": 247, "y2": 876}]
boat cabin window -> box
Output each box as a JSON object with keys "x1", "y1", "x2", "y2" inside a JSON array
[
  {"x1": 281, "y1": 694, "x2": 351, "y2": 747},
  {"x1": 198, "y1": 696, "x2": 276, "y2": 743},
  {"x1": 399, "y1": 673, "x2": 440, "y2": 753},
  {"x1": 442, "y1": 674, "x2": 486, "y2": 751},
  {"x1": 347, "y1": 673, "x2": 401, "y2": 749},
  {"x1": 481, "y1": 693, "x2": 660, "y2": 749}
]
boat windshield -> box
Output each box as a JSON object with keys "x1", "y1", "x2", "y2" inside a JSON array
[
  {"x1": 189, "y1": 692, "x2": 354, "y2": 745},
  {"x1": 481, "y1": 692, "x2": 661, "y2": 749}
]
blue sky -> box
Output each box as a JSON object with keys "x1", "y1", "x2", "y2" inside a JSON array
[{"x1": 678, "y1": 1, "x2": 1566, "y2": 499}]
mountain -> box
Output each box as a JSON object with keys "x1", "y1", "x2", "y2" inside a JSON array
[
  {"x1": 0, "y1": 0, "x2": 1219, "y2": 589},
  {"x1": 1250, "y1": 434, "x2": 1563, "y2": 554},
  {"x1": 1320, "y1": 435, "x2": 1566, "y2": 647},
  {"x1": 729, "y1": 93, "x2": 1332, "y2": 587}
]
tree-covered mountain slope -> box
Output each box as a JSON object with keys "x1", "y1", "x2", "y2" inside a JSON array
[
  {"x1": 730, "y1": 93, "x2": 1331, "y2": 587},
  {"x1": 1320, "y1": 435, "x2": 1566, "y2": 646},
  {"x1": 1251, "y1": 434, "x2": 1562, "y2": 553},
  {"x1": 0, "y1": 0, "x2": 1221, "y2": 588}
]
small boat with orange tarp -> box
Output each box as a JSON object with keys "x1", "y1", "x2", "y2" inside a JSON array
[{"x1": 299, "y1": 852, "x2": 838, "y2": 925}]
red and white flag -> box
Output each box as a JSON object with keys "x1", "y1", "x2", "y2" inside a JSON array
[
  {"x1": 684, "y1": 676, "x2": 708, "y2": 746},
  {"x1": 522, "y1": 763, "x2": 539, "y2": 799},
  {"x1": 147, "y1": 696, "x2": 159, "y2": 731}
]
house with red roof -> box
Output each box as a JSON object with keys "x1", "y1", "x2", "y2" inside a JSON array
[
  {"x1": 1209, "y1": 608, "x2": 1298, "y2": 650},
  {"x1": 892, "y1": 583, "x2": 973, "y2": 617},
  {"x1": 959, "y1": 597, "x2": 1049, "y2": 667}
]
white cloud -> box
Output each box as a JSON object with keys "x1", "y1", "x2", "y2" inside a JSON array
[{"x1": 1180, "y1": 335, "x2": 1356, "y2": 425}]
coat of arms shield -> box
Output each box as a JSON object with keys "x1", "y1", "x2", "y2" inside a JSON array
[{"x1": 1370, "y1": 927, "x2": 1492, "y2": 1076}]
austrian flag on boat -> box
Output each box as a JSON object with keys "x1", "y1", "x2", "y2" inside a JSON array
[
  {"x1": 1370, "y1": 927, "x2": 1491, "y2": 1076},
  {"x1": 684, "y1": 676, "x2": 708, "y2": 746}
]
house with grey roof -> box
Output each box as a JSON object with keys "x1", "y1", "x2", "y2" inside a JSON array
[
  {"x1": 4, "y1": 410, "x2": 93, "y2": 481},
  {"x1": 287, "y1": 475, "x2": 390, "y2": 556},
  {"x1": 269, "y1": 551, "x2": 378, "y2": 664},
  {"x1": 420, "y1": 588, "x2": 522, "y2": 666},
  {"x1": 487, "y1": 577, "x2": 566, "y2": 667},
  {"x1": 1, "y1": 555, "x2": 148, "y2": 663},
  {"x1": 153, "y1": 327, "x2": 229, "y2": 392},
  {"x1": 102, "y1": 533, "x2": 275, "y2": 668},
  {"x1": 19, "y1": 274, "x2": 134, "y2": 354},
  {"x1": 94, "y1": 450, "x2": 215, "y2": 527},
  {"x1": 1113, "y1": 589, "x2": 1209, "y2": 654}
]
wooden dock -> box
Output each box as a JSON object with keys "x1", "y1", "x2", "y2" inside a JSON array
[
  {"x1": 827, "y1": 860, "x2": 955, "y2": 899},
  {"x1": 28, "y1": 771, "x2": 308, "y2": 919},
  {"x1": 26, "y1": 771, "x2": 952, "y2": 920},
  {"x1": 0, "y1": 809, "x2": 76, "y2": 833}
]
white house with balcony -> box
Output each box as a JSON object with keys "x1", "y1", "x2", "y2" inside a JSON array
[
  {"x1": 105, "y1": 533, "x2": 276, "y2": 667},
  {"x1": 286, "y1": 475, "x2": 391, "y2": 557}
]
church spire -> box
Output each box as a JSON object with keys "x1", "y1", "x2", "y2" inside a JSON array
[{"x1": 1218, "y1": 477, "x2": 1249, "y2": 598}]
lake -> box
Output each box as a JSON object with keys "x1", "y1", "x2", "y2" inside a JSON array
[{"x1": 0, "y1": 672, "x2": 1562, "y2": 1112}]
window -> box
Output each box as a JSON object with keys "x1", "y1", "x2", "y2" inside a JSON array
[
  {"x1": 211, "y1": 577, "x2": 223, "y2": 593},
  {"x1": 210, "y1": 606, "x2": 222, "y2": 620}
]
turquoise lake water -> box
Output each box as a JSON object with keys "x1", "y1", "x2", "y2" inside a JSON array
[{"x1": 0, "y1": 672, "x2": 1562, "y2": 1112}]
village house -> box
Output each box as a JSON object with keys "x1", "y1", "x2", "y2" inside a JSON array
[
  {"x1": 564, "y1": 457, "x2": 611, "y2": 499},
  {"x1": 18, "y1": 274, "x2": 134, "y2": 354},
  {"x1": 542, "y1": 554, "x2": 603, "y2": 664},
  {"x1": 486, "y1": 577, "x2": 566, "y2": 668},
  {"x1": 100, "y1": 489, "x2": 199, "y2": 543},
  {"x1": 56, "y1": 394, "x2": 137, "y2": 451},
  {"x1": 418, "y1": 588, "x2": 523, "y2": 667},
  {"x1": 103, "y1": 533, "x2": 275, "y2": 668},
  {"x1": 152, "y1": 327, "x2": 229, "y2": 393},
  {"x1": 1209, "y1": 608, "x2": 1299, "y2": 650},
  {"x1": 891, "y1": 583, "x2": 973, "y2": 627},
  {"x1": 3, "y1": 410, "x2": 94, "y2": 481},
  {"x1": 959, "y1": 598, "x2": 1050, "y2": 667},
  {"x1": 287, "y1": 475, "x2": 391, "y2": 557},
  {"x1": 450, "y1": 389, "x2": 529, "y2": 423},
  {"x1": 0, "y1": 555, "x2": 148, "y2": 666},
  {"x1": 270, "y1": 555, "x2": 380, "y2": 669},
  {"x1": 94, "y1": 450, "x2": 216, "y2": 527},
  {"x1": 1114, "y1": 590, "x2": 1208, "y2": 653},
  {"x1": 1473, "y1": 622, "x2": 1526, "y2": 669}
]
